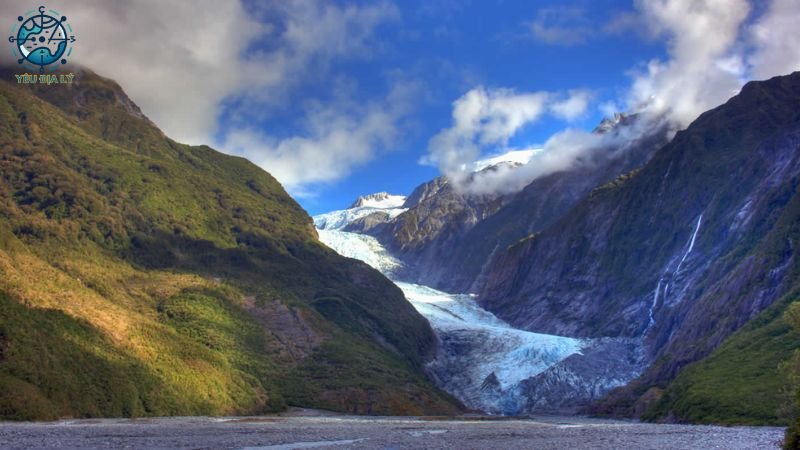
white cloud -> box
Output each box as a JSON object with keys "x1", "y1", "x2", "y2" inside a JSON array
[
  {"x1": 1, "y1": 0, "x2": 400, "y2": 191},
  {"x1": 464, "y1": 114, "x2": 668, "y2": 195},
  {"x1": 529, "y1": 7, "x2": 593, "y2": 46},
  {"x1": 550, "y1": 90, "x2": 593, "y2": 120},
  {"x1": 223, "y1": 115, "x2": 391, "y2": 195},
  {"x1": 625, "y1": 0, "x2": 800, "y2": 126},
  {"x1": 625, "y1": 0, "x2": 751, "y2": 127},
  {"x1": 423, "y1": 87, "x2": 552, "y2": 185},
  {"x1": 748, "y1": 0, "x2": 800, "y2": 80},
  {"x1": 231, "y1": 1, "x2": 400, "y2": 118},
  {"x1": 424, "y1": 86, "x2": 599, "y2": 189},
  {"x1": 5, "y1": 0, "x2": 800, "y2": 197},
  {"x1": 603, "y1": 11, "x2": 646, "y2": 36},
  {"x1": 1, "y1": 0, "x2": 264, "y2": 145},
  {"x1": 222, "y1": 80, "x2": 418, "y2": 194},
  {"x1": 437, "y1": 0, "x2": 800, "y2": 196}
]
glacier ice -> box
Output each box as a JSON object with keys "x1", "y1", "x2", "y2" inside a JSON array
[
  {"x1": 314, "y1": 203, "x2": 407, "y2": 231},
  {"x1": 316, "y1": 227, "x2": 585, "y2": 414}
]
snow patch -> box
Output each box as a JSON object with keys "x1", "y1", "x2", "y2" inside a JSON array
[
  {"x1": 350, "y1": 192, "x2": 407, "y2": 209},
  {"x1": 473, "y1": 149, "x2": 537, "y2": 172}
]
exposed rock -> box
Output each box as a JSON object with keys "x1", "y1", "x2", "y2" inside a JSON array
[
  {"x1": 343, "y1": 211, "x2": 391, "y2": 234},
  {"x1": 478, "y1": 72, "x2": 800, "y2": 415},
  {"x1": 518, "y1": 338, "x2": 646, "y2": 414},
  {"x1": 244, "y1": 297, "x2": 322, "y2": 362},
  {"x1": 371, "y1": 114, "x2": 668, "y2": 293}
]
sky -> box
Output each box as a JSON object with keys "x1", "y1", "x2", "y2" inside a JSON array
[{"x1": 3, "y1": 0, "x2": 800, "y2": 215}]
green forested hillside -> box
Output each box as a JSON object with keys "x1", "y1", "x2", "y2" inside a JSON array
[
  {"x1": 643, "y1": 292, "x2": 800, "y2": 425},
  {"x1": 0, "y1": 68, "x2": 460, "y2": 420}
]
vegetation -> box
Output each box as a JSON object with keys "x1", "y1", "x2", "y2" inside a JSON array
[
  {"x1": 783, "y1": 302, "x2": 800, "y2": 449},
  {"x1": 643, "y1": 293, "x2": 800, "y2": 426},
  {"x1": 0, "y1": 69, "x2": 460, "y2": 420}
]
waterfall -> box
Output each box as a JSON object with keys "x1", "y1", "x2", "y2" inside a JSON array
[{"x1": 647, "y1": 214, "x2": 703, "y2": 332}]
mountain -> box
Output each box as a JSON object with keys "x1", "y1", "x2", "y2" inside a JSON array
[
  {"x1": 314, "y1": 192, "x2": 407, "y2": 233},
  {"x1": 374, "y1": 175, "x2": 510, "y2": 286},
  {"x1": 349, "y1": 192, "x2": 406, "y2": 209},
  {"x1": 477, "y1": 72, "x2": 800, "y2": 422},
  {"x1": 0, "y1": 67, "x2": 461, "y2": 420},
  {"x1": 311, "y1": 117, "x2": 673, "y2": 414},
  {"x1": 312, "y1": 72, "x2": 800, "y2": 423},
  {"x1": 313, "y1": 213, "x2": 586, "y2": 415},
  {"x1": 365, "y1": 113, "x2": 668, "y2": 293},
  {"x1": 472, "y1": 149, "x2": 535, "y2": 171}
]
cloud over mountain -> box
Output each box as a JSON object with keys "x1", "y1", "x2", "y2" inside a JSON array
[{"x1": 426, "y1": 0, "x2": 800, "y2": 195}]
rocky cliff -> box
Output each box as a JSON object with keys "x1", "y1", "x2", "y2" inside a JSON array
[
  {"x1": 370, "y1": 114, "x2": 668, "y2": 293},
  {"x1": 478, "y1": 72, "x2": 800, "y2": 418}
]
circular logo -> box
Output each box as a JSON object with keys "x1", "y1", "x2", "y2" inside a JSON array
[{"x1": 8, "y1": 6, "x2": 76, "y2": 74}]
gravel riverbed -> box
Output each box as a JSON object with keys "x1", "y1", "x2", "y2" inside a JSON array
[{"x1": 0, "y1": 414, "x2": 784, "y2": 449}]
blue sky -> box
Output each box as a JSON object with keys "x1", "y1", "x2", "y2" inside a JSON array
[
  {"x1": 222, "y1": 0, "x2": 667, "y2": 214},
  {"x1": 5, "y1": 0, "x2": 797, "y2": 215}
]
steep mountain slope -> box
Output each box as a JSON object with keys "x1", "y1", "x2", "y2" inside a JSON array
[
  {"x1": 0, "y1": 68, "x2": 461, "y2": 419},
  {"x1": 642, "y1": 292, "x2": 800, "y2": 425},
  {"x1": 442, "y1": 116, "x2": 668, "y2": 293},
  {"x1": 478, "y1": 72, "x2": 800, "y2": 420},
  {"x1": 376, "y1": 175, "x2": 510, "y2": 286},
  {"x1": 366, "y1": 115, "x2": 668, "y2": 293}
]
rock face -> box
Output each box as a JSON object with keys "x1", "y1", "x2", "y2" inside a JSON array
[
  {"x1": 304, "y1": 72, "x2": 800, "y2": 421},
  {"x1": 342, "y1": 211, "x2": 391, "y2": 234},
  {"x1": 376, "y1": 175, "x2": 511, "y2": 286},
  {"x1": 518, "y1": 338, "x2": 646, "y2": 414},
  {"x1": 370, "y1": 114, "x2": 669, "y2": 294},
  {"x1": 477, "y1": 72, "x2": 800, "y2": 415}
]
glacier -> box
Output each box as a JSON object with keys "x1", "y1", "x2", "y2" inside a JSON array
[{"x1": 316, "y1": 226, "x2": 585, "y2": 414}]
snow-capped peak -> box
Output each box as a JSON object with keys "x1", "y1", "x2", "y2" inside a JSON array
[
  {"x1": 314, "y1": 192, "x2": 408, "y2": 231},
  {"x1": 349, "y1": 192, "x2": 407, "y2": 209},
  {"x1": 473, "y1": 149, "x2": 537, "y2": 172}
]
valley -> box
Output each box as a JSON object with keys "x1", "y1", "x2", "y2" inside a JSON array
[
  {"x1": 316, "y1": 204, "x2": 644, "y2": 415},
  {"x1": 1, "y1": 0, "x2": 800, "y2": 447},
  {"x1": 310, "y1": 72, "x2": 800, "y2": 425}
]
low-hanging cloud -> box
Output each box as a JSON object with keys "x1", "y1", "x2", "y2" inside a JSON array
[
  {"x1": 464, "y1": 117, "x2": 664, "y2": 195},
  {"x1": 433, "y1": 0, "x2": 800, "y2": 195},
  {"x1": 625, "y1": 0, "x2": 751, "y2": 128},
  {"x1": 550, "y1": 90, "x2": 593, "y2": 121},
  {"x1": 424, "y1": 87, "x2": 590, "y2": 186},
  {"x1": 748, "y1": 0, "x2": 800, "y2": 80}
]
